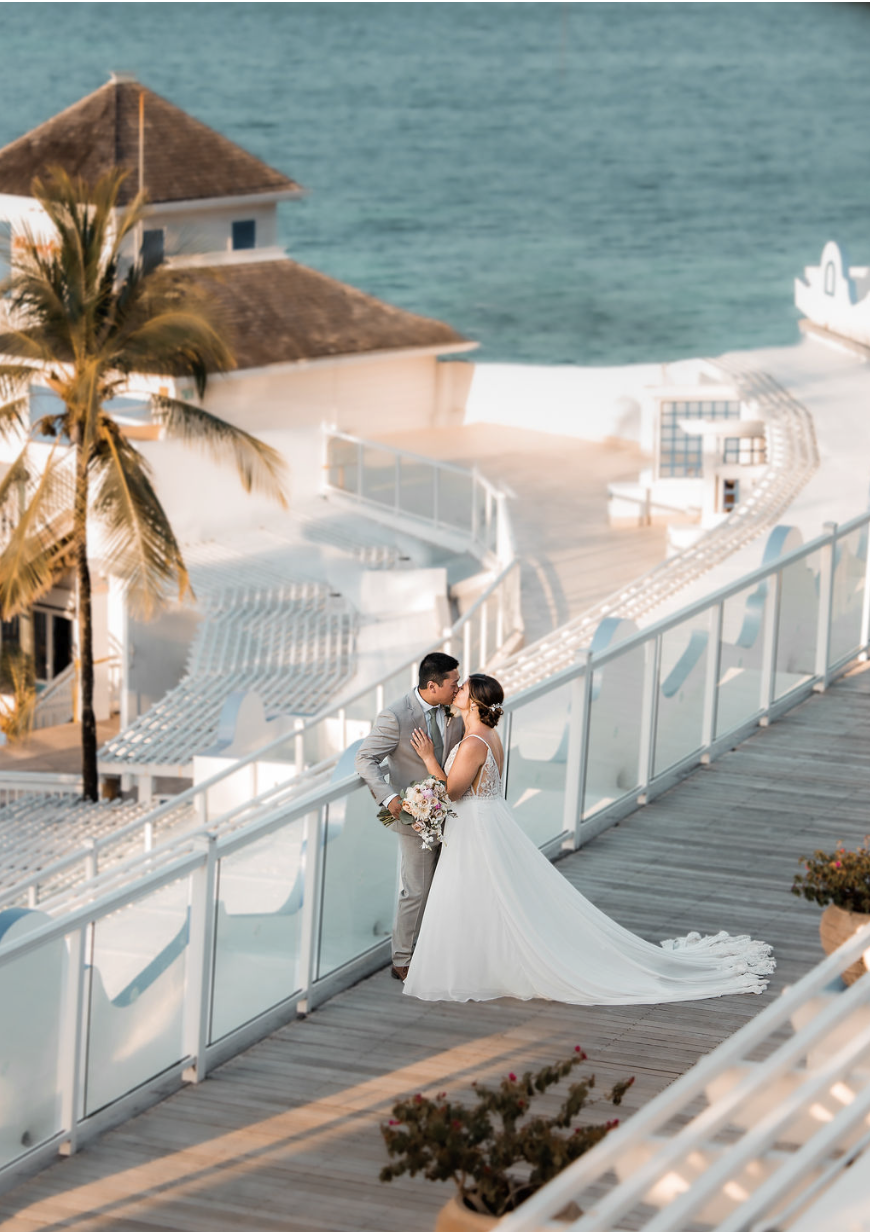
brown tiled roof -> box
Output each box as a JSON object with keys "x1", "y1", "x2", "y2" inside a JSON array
[
  {"x1": 173, "y1": 258, "x2": 472, "y2": 369},
  {"x1": 0, "y1": 77, "x2": 300, "y2": 205}
]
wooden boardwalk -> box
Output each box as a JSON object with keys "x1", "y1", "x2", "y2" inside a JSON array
[{"x1": 4, "y1": 664, "x2": 870, "y2": 1232}]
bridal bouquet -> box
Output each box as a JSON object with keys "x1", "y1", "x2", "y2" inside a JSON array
[{"x1": 377, "y1": 777, "x2": 457, "y2": 850}]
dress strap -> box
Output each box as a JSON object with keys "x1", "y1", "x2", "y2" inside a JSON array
[{"x1": 460, "y1": 734, "x2": 491, "y2": 748}]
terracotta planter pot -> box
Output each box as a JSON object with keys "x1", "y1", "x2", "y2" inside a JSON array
[
  {"x1": 434, "y1": 1194, "x2": 582, "y2": 1231},
  {"x1": 819, "y1": 904, "x2": 870, "y2": 985},
  {"x1": 434, "y1": 1196, "x2": 497, "y2": 1232}
]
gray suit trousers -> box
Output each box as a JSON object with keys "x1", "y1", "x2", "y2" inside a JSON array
[{"x1": 354, "y1": 690, "x2": 464, "y2": 965}]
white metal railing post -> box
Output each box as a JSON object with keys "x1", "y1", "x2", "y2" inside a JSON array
[
  {"x1": 758, "y1": 570, "x2": 782, "y2": 723},
  {"x1": 814, "y1": 521, "x2": 837, "y2": 691},
  {"x1": 637, "y1": 635, "x2": 661, "y2": 802},
  {"x1": 471, "y1": 469, "x2": 480, "y2": 544},
  {"x1": 574, "y1": 650, "x2": 595, "y2": 845},
  {"x1": 479, "y1": 600, "x2": 489, "y2": 667},
  {"x1": 562, "y1": 650, "x2": 591, "y2": 849},
  {"x1": 463, "y1": 618, "x2": 473, "y2": 674},
  {"x1": 375, "y1": 682, "x2": 385, "y2": 712},
  {"x1": 57, "y1": 924, "x2": 88, "y2": 1155},
  {"x1": 495, "y1": 491, "x2": 511, "y2": 566},
  {"x1": 182, "y1": 833, "x2": 218, "y2": 1083},
  {"x1": 83, "y1": 838, "x2": 97, "y2": 882},
  {"x1": 320, "y1": 422, "x2": 331, "y2": 495},
  {"x1": 294, "y1": 716, "x2": 305, "y2": 774},
  {"x1": 495, "y1": 579, "x2": 505, "y2": 649},
  {"x1": 297, "y1": 804, "x2": 327, "y2": 1014},
  {"x1": 860, "y1": 523, "x2": 870, "y2": 661},
  {"x1": 700, "y1": 601, "x2": 724, "y2": 760}
]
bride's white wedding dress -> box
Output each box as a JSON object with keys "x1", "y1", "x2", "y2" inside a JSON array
[{"x1": 403, "y1": 735, "x2": 774, "y2": 1004}]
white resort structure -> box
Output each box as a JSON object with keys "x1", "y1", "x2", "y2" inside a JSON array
[{"x1": 1, "y1": 77, "x2": 870, "y2": 1232}]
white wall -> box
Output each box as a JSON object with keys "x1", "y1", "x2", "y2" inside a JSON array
[
  {"x1": 144, "y1": 201, "x2": 278, "y2": 259},
  {"x1": 464, "y1": 361, "x2": 666, "y2": 443}
]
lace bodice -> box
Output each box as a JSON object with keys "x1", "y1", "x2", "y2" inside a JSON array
[{"x1": 444, "y1": 735, "x2": 503, "y2": 799}]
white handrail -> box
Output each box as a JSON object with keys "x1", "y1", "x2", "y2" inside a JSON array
[
  {"x1": 323, "y1": 426, "x2": 514, "y2": 567},
  {"x1": 494, "y1": 922, "x2": 870, "y2": 1232}
]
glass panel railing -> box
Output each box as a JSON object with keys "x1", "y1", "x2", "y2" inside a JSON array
[
  {"x1": 0, "y1": 919, "x2": 68, "y2": 1165},
  {"x1": 210, "y1": 815, "x2": 308, "y2": 1042},
  {"x1": 398, "y1": 459, "x2": 436, "y2": 521},
  {"x1": 85, "y1": 876, "x2": 189, "y2": 1115},
  {"x1": 317, "y1": 784, "x2": 396, "y2": 979},
  {"x1": 653, "y1": 611, "x2": 710, "y2": 777},
  {"x1": 583, "y1": 639, "x2": 645, "y2": 818},
  {"x1": 437, "y1": 469, "x2": 474, "y2": 533},
  {"x1": 775, "y1": 550, "x2": 821, "y2": 701},
  {"x1": 715, "y1": 579, "x2": 768, "y2": 738},
  {"x1": 361, "y1": 447, "x2": 396, "y2": 508},
  {"x1": 506, "y1": 682, "x2": 571, "y2": 847},
  {"x1": 325, "y1": 437, "x2": 359, "y2": 494},
  {"x1": 829, "y1": 526, "x2": 867, "y2": 667}
]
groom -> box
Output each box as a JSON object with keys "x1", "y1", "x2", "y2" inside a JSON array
[{"x1": 355, "y1": 652, "x2": 464, "y2": 982}]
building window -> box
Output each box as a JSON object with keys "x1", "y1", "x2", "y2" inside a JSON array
[
  {"x1": 722, "y1": 437, "x2": 766, "y2": 465},
  {"x1": 141, "y1": 228, "x2": 165, "y2": 273},
  {"x1": 658, "y1": 401, "x2": 741, "y2": 479},
  {"x1": 721, "y1": 479, "x2": 740, "y2": 512},
  {"x1": 232, "y1": 219, "x2": 256, "y2": 250}
]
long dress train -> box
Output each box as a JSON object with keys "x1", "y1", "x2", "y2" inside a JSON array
[{"x1": 403, "y1": 736, "x2": 774, "y2": 1004}]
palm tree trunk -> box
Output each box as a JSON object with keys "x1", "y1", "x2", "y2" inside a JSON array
[{"x1": 74, "y1": 441, "x2": 98, "y2": 802}]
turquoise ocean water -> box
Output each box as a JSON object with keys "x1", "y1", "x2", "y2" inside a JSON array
[{"x1": 0, "y1": 2, "x2": 868, "y2": 365}]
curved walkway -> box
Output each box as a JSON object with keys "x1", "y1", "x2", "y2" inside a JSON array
[{"x1": 2, "y1": 663, "x2": 867, "y2": 1232}]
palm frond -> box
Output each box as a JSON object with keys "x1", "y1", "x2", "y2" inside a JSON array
[
  {"x1": 152, "y1": 394, "x2": 288, "y2": 508},
  {"x1": 0, "y1": 445, "x2": 74, "y2": 618},
  {"x1": 90, "y1": 416, "x2": 191, "y2": 618},
  {"x1": 0, "y1": 396, "x2": 27, "y2": 444}
]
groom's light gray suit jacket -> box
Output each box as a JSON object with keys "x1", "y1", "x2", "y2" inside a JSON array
[{"x1": 355, "y1": 691, "x2": 464, "y2": 831}]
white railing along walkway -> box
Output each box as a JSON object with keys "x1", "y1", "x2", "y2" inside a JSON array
[
  {"x1": 323, "y1": 427, "x2": 514, "y2": 568},
  {"x1": 500, "y1": 363, "x2": 820, "y2": 695},
  {"x1": 1, "y1": 439, "x2": 522, "y2": 908},
  {"x1": 0, "y1": 502, "x2": 868, "y2": 1195},
  {"x1": 496, "y1": 923, "x2": 870, "y2": 1232},
  {"x1": 0, "y1": 771, "x2": 81, "y2": 806}
]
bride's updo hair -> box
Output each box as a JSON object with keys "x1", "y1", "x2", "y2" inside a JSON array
[{"x1": 468, "y1": 674, "x2": 504, "y2": 728}]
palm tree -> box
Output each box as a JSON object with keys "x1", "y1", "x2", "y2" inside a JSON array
[{"x1": 0, "y1": 168, "x2": 287, "y2": 800}]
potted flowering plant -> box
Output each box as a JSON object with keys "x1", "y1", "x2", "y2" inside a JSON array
[
  {"x1": 792, "y1": 838, "x2": 870, "y2": 984},
  {"x1": 380, "y1": 1048, "x2": 634, "y2": 1231}
]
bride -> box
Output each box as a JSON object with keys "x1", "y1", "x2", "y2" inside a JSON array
[{"x1": 402, "y1": 674, "x2": 774, "y2": 1004}]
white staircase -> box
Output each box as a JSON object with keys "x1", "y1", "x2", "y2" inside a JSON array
[{"x1": 99, "y1": 579, "x2": 357, "y2": 776}]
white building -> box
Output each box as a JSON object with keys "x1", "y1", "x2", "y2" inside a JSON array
[
  {"x1": 606, "y1": 362, "x2": 768, "y2": 550},
  {"x1": 0, "y1": 74, "x2": 475, "y2": 730},
  {"x1": 795, "y1": 239, "x2": 870, "y2": 352}
]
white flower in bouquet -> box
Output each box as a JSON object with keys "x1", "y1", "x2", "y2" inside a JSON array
[{"x1": 401, "y1": 776, "x2": 458, "y2": 850}]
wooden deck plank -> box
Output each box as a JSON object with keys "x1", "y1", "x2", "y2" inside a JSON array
[{"x1": 4, "y1": 666, "x2": 870, "y2": 1230}]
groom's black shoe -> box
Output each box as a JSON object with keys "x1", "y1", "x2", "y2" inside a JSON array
[{"x1": 391, "y1": 964, "x2": 409, "y2": 981}]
